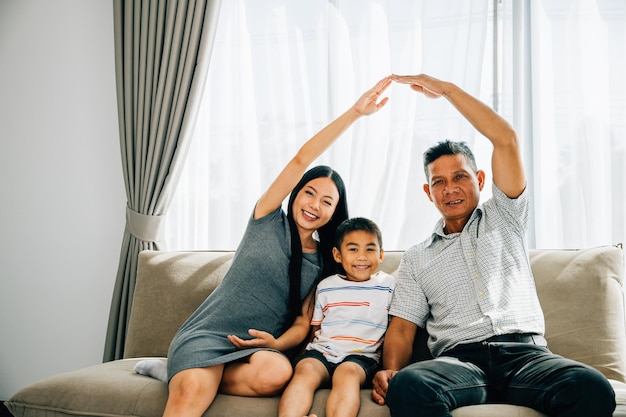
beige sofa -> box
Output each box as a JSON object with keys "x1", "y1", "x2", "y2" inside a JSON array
[{"x1": 6, "y1": 245, "x2": 626, "y2": 417}]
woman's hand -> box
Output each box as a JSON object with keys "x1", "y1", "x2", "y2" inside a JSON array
[
  {"x1": 352, "y1": 76, "x2": 392, "y2": 116},
  {"x1": 228, "y1": 329, "x2": 278, "y2": 350}
]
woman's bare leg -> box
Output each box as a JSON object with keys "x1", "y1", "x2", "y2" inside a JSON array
[
  {"x1": 325, "y1": 362, "x2": 366, "y2": 417},
  {"x1": 220, "y1": 350, "x2": 294, "y2": 396},
  {"x1": 163, "y1": 365, "x2": 224, "y2": 417},
  {"x1": 278, "y1": 358, "x2": 328, "y2": 417}
]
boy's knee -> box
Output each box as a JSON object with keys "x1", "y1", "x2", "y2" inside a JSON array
[
  {"x1": 335, "y1": 361, "x2": 364, "y2": 377},
  {"x1": 332, "y1": 361, "x2": 366, "y2": 385}
]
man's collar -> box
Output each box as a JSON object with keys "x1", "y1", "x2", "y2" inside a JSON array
[{"x1": 429, "y1": 204, "x2": 484, "y2": 243}]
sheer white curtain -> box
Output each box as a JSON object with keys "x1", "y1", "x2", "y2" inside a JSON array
[
  {"x1": 166, "y1": 0, "x2": 625, "y2": 251},
  {"x1": 521, "y1": 0, "x2": 625, "y2": 248},
  {"x1": 166, "y1": 0, "x2": 493, "y2": 250}
]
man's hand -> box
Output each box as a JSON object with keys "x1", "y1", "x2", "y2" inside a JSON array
[
  {"x1": 391, "y1": 72, "x2": 524, "y2": 197},
  {"x1": 390, "y1": 73, "x2": 448, "y2": 99},
  {"x1": 371, "y1": 369, "x2": 398, "y2": 405}
]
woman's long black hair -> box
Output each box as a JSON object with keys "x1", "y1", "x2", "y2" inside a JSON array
[{"x1": 286, "y1": 165, "x2": 348, "y2": 324}]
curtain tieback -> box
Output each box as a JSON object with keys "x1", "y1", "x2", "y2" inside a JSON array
[{"x1": 126, "y1": 206, "x2": 166, "y2": 243}]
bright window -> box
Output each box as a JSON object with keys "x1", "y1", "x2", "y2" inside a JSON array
[{"x1": 166, "y1": 0, "x2": 625, "y2": 251}]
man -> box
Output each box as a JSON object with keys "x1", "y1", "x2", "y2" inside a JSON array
[{"x1": 371, "y1": 74, "x2": 615, "y2": 417}]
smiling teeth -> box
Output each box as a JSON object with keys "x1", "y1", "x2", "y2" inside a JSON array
[{"x1": 304, "y1": 210, "x2": 319, "y2": 219}]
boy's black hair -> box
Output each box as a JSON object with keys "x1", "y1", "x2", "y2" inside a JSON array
[
  {"x1": 334, "y1": 217, "x2": 383, "y2": 250},
  {"x1": 423, "y1": 139, "x2": 477, "y2": 181}
]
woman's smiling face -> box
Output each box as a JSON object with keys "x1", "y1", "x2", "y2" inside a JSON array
[{"x1": 291, "y1": 176, "x2": 339, "y2": 233}]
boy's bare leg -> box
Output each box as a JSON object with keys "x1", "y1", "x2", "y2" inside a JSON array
[
  {"x1": 279, "y1": 358, "x2": 329, "y2": 417},
  {"x1": 325, "y1": 362, "x2": 367, "y2": 417},
  {"x1": 163, "y1": 365, "x2": 224, "y2": 417},
  {"x1": 221, "y1": 350, "x2": 294, "y2": 396}
]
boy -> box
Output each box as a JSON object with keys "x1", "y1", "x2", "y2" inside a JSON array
[{"x1": 279, "y1": 217, "x2": 396, "y2": 417}]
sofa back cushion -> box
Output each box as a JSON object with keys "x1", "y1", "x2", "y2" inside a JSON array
[
  {"x1": 124, "y1": 251, "x2": 234, "y2": 358},
  {"x1": 530, "y1": 246, "x2": 625, "y2": 382},
  {"x1": 124, "y1": 246, "x2": 625, "y2": 383}
]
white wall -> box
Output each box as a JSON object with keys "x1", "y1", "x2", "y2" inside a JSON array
[{"x1": 0, "y1": 1, "x2": 125, "y2": 400}]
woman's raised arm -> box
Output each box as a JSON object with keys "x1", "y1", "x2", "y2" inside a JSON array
[{"x1": 254, "y1": 77, "x2": 392, "y2": 219}]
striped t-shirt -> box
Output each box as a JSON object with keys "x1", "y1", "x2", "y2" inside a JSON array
[{"x1": 306, "y1": 271, "x2": 396, "y2": 363}]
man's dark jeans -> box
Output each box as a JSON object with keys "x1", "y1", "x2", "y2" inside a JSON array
[{"x1": 386, "y1": 340, "x2": 615, "y2": 417}]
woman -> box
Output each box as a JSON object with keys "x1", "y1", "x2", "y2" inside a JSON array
[{"x1": 135, "y1": 76, "x2": 392, "y2": 417}]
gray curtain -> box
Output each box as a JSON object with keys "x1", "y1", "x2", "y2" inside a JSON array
[{"x1": 104, "y1": 0, "x2": 222, "y2": 361}]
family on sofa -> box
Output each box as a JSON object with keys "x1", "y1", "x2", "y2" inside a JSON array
[{"x1": 131, "y1": 73, "x2": 616, "y2": 417}]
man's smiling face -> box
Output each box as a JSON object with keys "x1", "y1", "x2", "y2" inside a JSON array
[{"x1": 423, "y1": 153, "x2": 485, "y2": 234}]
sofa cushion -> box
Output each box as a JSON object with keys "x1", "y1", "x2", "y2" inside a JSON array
[
  {"x1": 6, "y1": 246, "x2": 625, "y2": 417},
  {"x1": 530, "y1": 245, "x2": 626, "y2": 382},
  {"x1": 4, "y1": 358, "x2": 551, "y2": 417},
  {"x1": 10, "y1": 360, "x2": 626, "y2": 417},
  {"x1": 6, "y1": 359, "x2": 167, "y2": 417}
]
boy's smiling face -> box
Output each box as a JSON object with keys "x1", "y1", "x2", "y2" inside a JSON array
[{"x1": 332, "y1": 230, "x2": 384, "y2": 282}]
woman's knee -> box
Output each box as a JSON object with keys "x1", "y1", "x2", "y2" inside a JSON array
[
  {"x1": 168, "y1": 367, "x2": 222, "y2": 405},
  {"x1": 249, "y1": 351, "x2": 294, "y2": 395}
]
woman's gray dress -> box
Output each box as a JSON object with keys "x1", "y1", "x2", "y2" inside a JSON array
[{"x1": 166, "y1": 207, "x2": 321, "y2": 380}]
